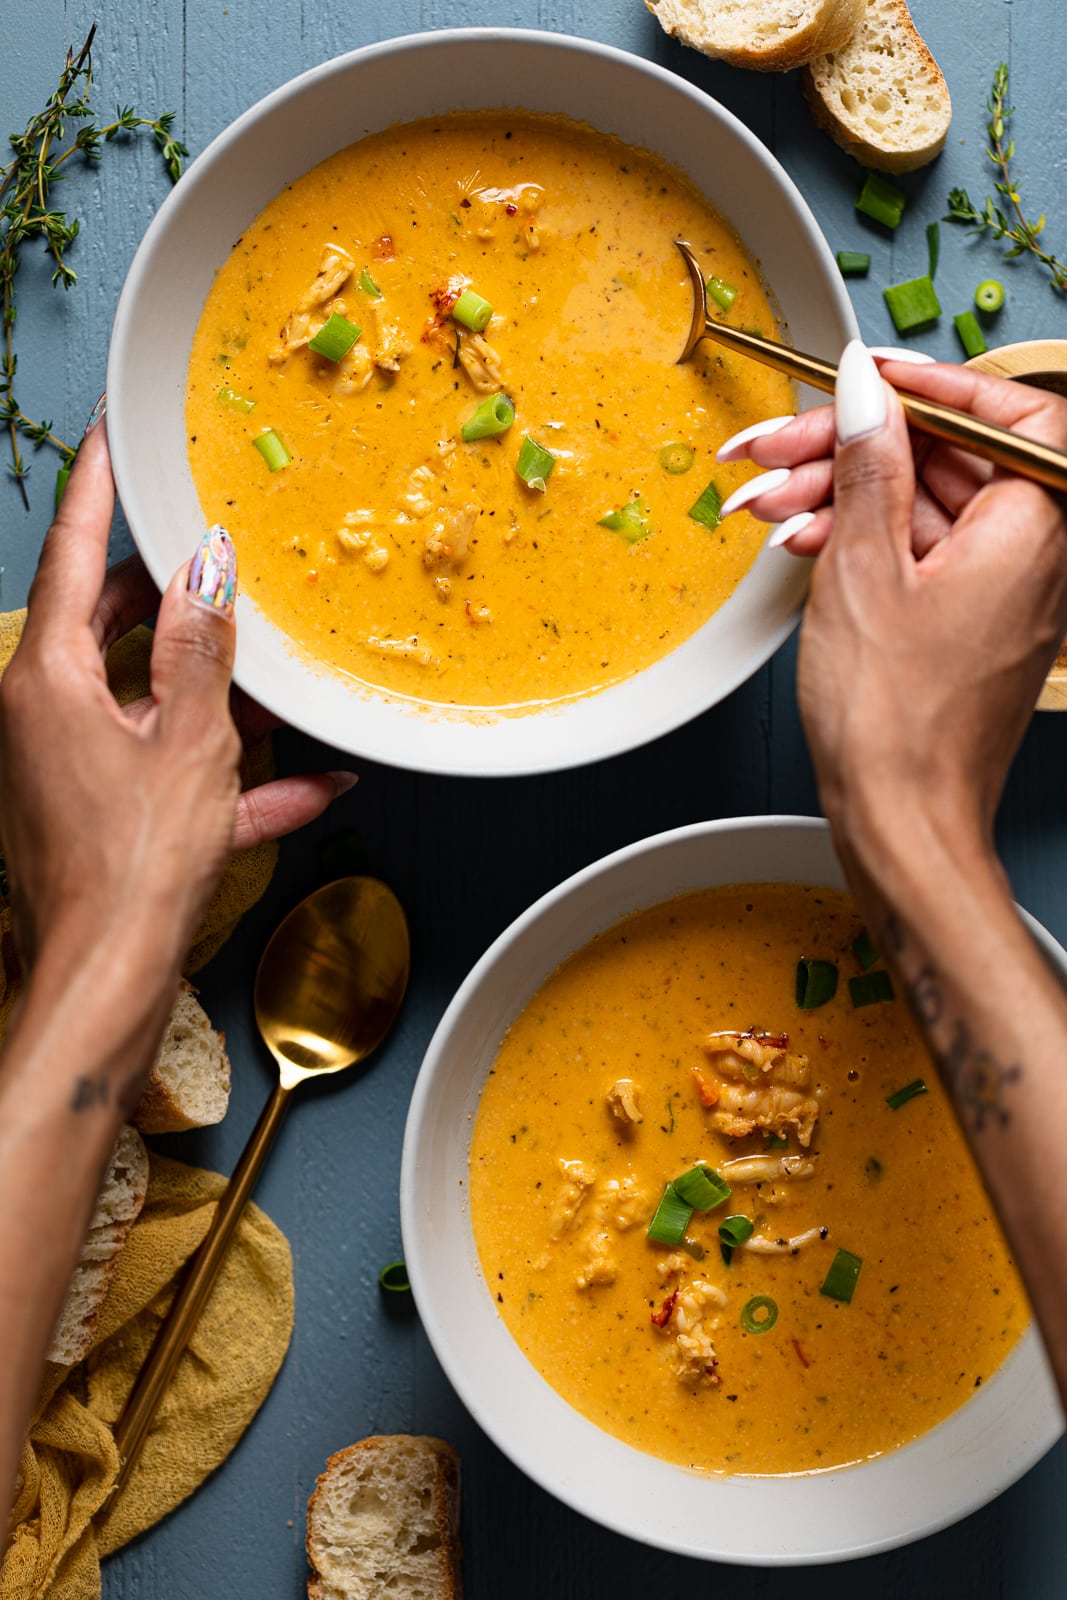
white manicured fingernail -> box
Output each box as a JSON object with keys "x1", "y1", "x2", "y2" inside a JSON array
[
  {"x1": 836, "y1": 340, "x2": 886, "y2": 444},
  {"x1": 869, "y1": 346, "x2": 936, "y2": 365},
  {"x1": 716, "y1": 415, "x2": 795, "y2": 462},
  {"x1": 768, "y1": 512, "x2": 815, "y2": 549},
  {"x1": 720, "y1": 468, "x2": 791, "y2": 519}
]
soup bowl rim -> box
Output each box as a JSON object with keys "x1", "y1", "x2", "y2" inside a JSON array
[{"x1": 107, "y1": 28, "x2": 857, "y2": 776}]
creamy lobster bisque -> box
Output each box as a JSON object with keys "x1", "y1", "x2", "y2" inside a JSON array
[
  {"x1": 186, "y1": 112, "x2": 791, "y2": 710},
  {"x1": 469, "y1": 884, "x2": 1026, "y2": 1475}
]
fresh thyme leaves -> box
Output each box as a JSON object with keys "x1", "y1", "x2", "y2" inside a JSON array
[
  {"x1": 945, "y1": 63, "x2": 1067, "y2": 295},
  {"x1": 0, "y1": 24, "x2": 187, "y2": 506}
]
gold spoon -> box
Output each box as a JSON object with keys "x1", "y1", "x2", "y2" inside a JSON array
[
  {"x1": 105, "y1": 876, "x2": 410, "y2": 1503},
  {"x1": 675, "y1": 238, "x2": 1067, "y2": 495}
]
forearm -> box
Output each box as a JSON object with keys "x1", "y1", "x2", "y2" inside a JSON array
[
  {"x1": 0, "y1": 932, "x2": 178, "y2": 1513},
  {"x1": 832, "y1": 790, "x2": 1067, "y2": 1400}
]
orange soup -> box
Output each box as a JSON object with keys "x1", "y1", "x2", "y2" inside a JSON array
[
  {"x1": 469, "y1": 885, "x2": 1026, "y2": 1475},
  {"x1": 185, "y1": 112, "x2": 791, "y2": 710}
]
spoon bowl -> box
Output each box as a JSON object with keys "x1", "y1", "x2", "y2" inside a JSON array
[{"x1": 255, "y1": 876, "x2": 410, "y2": 1087}]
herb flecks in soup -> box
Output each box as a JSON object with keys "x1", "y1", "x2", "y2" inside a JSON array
[
  {"x1": 469, "y1": 885, "x2": 1026, "y2": 1476},
  {"x1": 186, "y1": 113, "x2": 792, "y2": 710}
]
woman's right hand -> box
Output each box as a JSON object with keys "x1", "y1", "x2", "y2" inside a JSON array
[
  {"x1": 716, "y1": 352, "x2": 1067, "y2": 562},
  {"x1": 726, "y1": 346, "x2": 1067, "y2": 857}
]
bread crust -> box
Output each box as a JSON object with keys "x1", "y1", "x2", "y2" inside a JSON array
[
  {"x1": 132, "y1": 979, "x2": 231, "y2": 1135},
  {"x1": 802, "y1": 0, "x2": 951, "y2": 171},
  {"x1": 306, "y1": 1435, "x2": 462, "y2": 1600},
  {"x1": 646, "y1": 0, "x2": 867, "y2": 72},
  {"x1": 46, "y1": 1124, "x2": 149, "y2": 1366}
]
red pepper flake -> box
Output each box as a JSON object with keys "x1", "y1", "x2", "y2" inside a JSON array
[
  {"x1": 791, "y1": 1338, "x2": 811, "y2": 1369},
  {"x1": 372, "y1": 234, "x2": 397, "y2": 261},
  {"x1": 651, "y1": 1289, "x2": 678, "y2": 1329},
  {"x1": 505, "y1": 202, "x2": 518, "y2": 216},
  {"x1": 460, "y1": 196, "x2": 471, "y2": 209}
]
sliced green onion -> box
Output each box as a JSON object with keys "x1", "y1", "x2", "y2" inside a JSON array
[
  {"x1": 720, "y1": 1242, "x2": 735, "y2": 1267},
  {"x1": 796, "y1": 957, "x2": 838, "y2": 1010},
  {"x1": 740, "y1": 1295, "x2": 778, "y2": 1334},
  {"x1": 856, "y1": 171, "x2": 907, "y2": 230},
  {"x1": 852, "y1": 929, "x2": 879, "y2": 970},
  {"x1": 688, "y1": 479, "x2": 722, "y2": 530},
  {"x1": 820, "y1": 1248, "x2": 863, "y2": 1304},
  {"x1": 378, "y1": 1260, "x2": 410, "y2": 1293},
  {"x1": 706, "y1": 277, "x2": 738, "y2": 312},
  {"x1": 926, "y1": 220, "x2": 941, "y2": 279},
  {"x1": 767, "y1": 1133, "x2": 789, "y2": 1150},
  {"x1": 452, "y1": 287, "x2": 493, "y2": 332},
  {"x1": 659, "y1": 441, "x2": 695, "y2": 474},
  {"x1": 836, "y1": 251, "x2": 871, "y2": 278},
  {"x1": 217, "y1": 385, "x2": 257, "y2": 414},
  {"x1": 849, "y1": 970, "x2": 895, "y2": 1008},
  {"x1": 883, "y1": 275, "x2": 941, "y2": 334},
  {"x1": 954, "y1": 311, "x2": 988, "y2": 358},
  {"x1": 307, "y1": 312, "x2": 361, "y2": 362},
  {"x1": 680, "y1": 1237, "x2": 706, "y2": 1262},
  {"x1": 598, "y1": 499, "x2": 652, "y2": 542},
  {"x1": 54, "y1": 465, "x2": 70, "y2": 511},
  {"x1": 253, "y1": 429, "x2": 291, "y2": 472},
  {"x1": 461, "y1": 392, "x2": 515, "y2": 442},
  {"x1": 718, "y1": 1215, "x2": 754, "y2": 1249},
  {"x1": 673, "y1": 1164, "x2": 731, "y2": 1211},
  {"x1": 516, "y1": 434, "x2": 556, "y2": 492},
  {"x1": 646, "y1": 1182, "x2": 693, "y2": 1246},
  {"x1": 886, "y1": 1078, "x2": 928, "y2": 1110},
  {"x1": 975, "y1": 278, "x2": 1005, "y2": 314},
  {"x1": 359, "y1": 268, "x2": 383, "y2": 297}
]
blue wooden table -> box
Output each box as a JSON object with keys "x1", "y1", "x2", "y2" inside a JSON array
[{"x1": 4, "y1": 1, "x2": 1067, "y2": 1594}]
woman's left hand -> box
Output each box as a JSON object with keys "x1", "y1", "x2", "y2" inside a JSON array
[{"x1": 0, "y1": 420, "x2": 352, "y2": 977}]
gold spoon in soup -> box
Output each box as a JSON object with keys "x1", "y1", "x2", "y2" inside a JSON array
[
  {"x1": 675, "y1": 237, "x2": 1067, "y2": 495},
  {"x1": 105, "y1": 876, "x2": 410, "y2": 1502}
]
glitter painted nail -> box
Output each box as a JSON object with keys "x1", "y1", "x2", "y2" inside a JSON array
[
  {"x1": 84, "y1": 393, "x2": 107, "y2": 435},
  {"x1": 189, "y1": 524, "x2": 237, "y2": 613}
]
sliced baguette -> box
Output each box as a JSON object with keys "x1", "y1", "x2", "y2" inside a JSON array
[
  {"x1": 803, "y1": 0, "x2": 951, "y2": 171},
  {"x1": 132, "y1": 979, "x2": 231, "y2": 1135},
  {"x1": 307, "y1": 1436, "x2": 462, "y2": 1600},
  {"x1": 46, "y1": 1123, "x2": 149, "y2": 1367},
  {"x1": 646, "y1": 0, "x2": 867, "y2": 73}
]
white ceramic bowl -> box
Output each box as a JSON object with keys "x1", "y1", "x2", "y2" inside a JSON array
[
  {"x1": 401, "y1": 817, "x2": 1064, "y2": 1564},
  {"x1": 108, "y1": 31, "x2": 857, "y2": 777}
]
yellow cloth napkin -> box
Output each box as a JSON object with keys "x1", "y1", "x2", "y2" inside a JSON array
[
  {"x1": 1, "y1": 1153, "x2": 295, "y2": 1599},
  {"x1": 0, "y1": 610, "x2": 279, "y2": 1031}
]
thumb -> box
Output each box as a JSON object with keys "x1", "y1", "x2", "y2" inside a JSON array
[
  {"x1": 150, "y1": 524, "x2": 237, "y2": 717},
  {"x1": 833, "y1": 339, "x2": 916, "y2": 564}
]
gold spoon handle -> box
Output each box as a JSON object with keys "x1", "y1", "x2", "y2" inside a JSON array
[
  {"x1": 704, "y1": 319, "x2": 1067, "y2": 495},
  {"x1": 675, "y1": 240, "x2": 1067, "y2": 496},
  {"x1": 106, "y1": 1080, "x2": 294, "y2": 1504}
]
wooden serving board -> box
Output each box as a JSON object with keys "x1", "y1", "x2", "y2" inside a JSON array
[{"x1": 967, "y1": 341, "x2": 1067, "y2": 711}]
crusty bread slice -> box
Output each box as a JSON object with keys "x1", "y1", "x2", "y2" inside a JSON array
[
  {"x1": 647, "y1": 0, "x2": 867, "y2": 72},
  {"x1": 306, "y1": 1436, "x2": 462, "y2": 1600},
  {"x1": 803, "y1": 0, "x2": 951, "y2": 171},
  {"x1": 46, "y1": 1123, "x2": 149, "y2": 1367},
  {"x1": 132, "y1": 980, "x2": 231, "y2": 1135}
]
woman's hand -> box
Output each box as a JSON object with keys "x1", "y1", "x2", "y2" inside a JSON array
[
  {"x1": 726, "y1": 343, "x2": 1067, "y2": 855},
  {"x1": 0, "y1": 418, "x2": 351, "y2": 978}
]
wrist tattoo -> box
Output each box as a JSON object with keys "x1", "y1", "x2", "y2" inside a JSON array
[
  {"x1": 69, "y1": 1071, "x2": 145, "y2": 1116},
  {"x1": 70, "y1": 1076, "x2": 109, "y2": 1112},
  {"x1": 886, "y1": 928, "x2": 1021, "y2": 1132}
]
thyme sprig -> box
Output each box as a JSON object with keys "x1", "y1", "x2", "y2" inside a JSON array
[
  {"x1": 945, "y1": 63, "x2": 1067, "y2": 295},
  {"x1": 0, "y1": 24, "x2": 187, "y2": 506}
]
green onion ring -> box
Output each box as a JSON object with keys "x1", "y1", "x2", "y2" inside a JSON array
[{"x1": 740, "y1": 1295, "x2": 778, "y2": 1335}]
